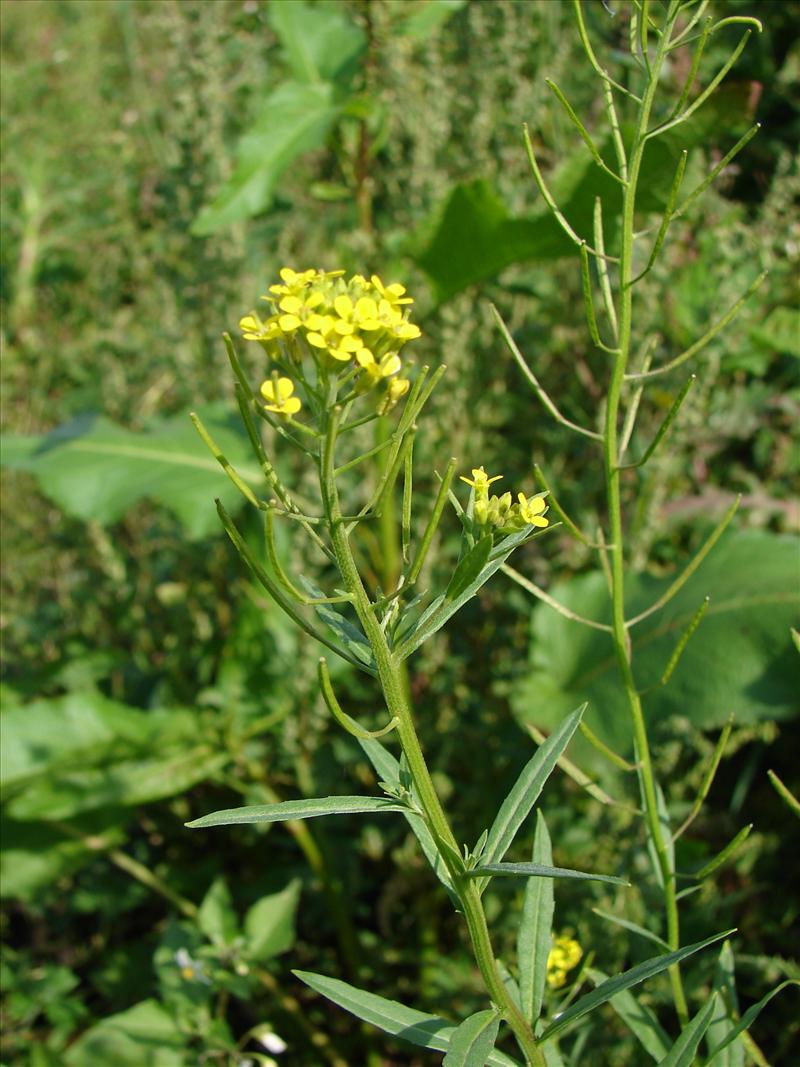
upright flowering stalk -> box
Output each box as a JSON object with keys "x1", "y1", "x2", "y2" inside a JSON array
[{"x1": 187, "y1": 253, "x2": 754, "y2": 1061}]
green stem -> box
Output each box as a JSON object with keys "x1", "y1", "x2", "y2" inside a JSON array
[
  {"x1": 321, "y1": 410, "x2": 545, "y2": 1066},
  {"x1": 603, "y1": 10, "x2": 689, "y2": 1027}
]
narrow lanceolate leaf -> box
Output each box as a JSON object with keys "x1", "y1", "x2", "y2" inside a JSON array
[
  {"x1": 706, "y1": 941, "x2": 744, "y2": 1067},
  {"x1": 657, "y1": 995, "x2": 718, "y2": 1067},
  {"x1": 358, "y1": 737, "x2": 457, "y2": 897},
  {"x1": 468, "y1": 862, "x2": 627, "y2": 887},
  {"x1": 186, "y1": 796, "x2": 405, "y2": 829},
  {"x1": 443, "y1": 1010, "x2": 500, "y2": 1067},
  {"x1": 591, "y1": 909, "x2": 669, "y2": 951},
  {"x1": 518, "y1": 811, "x2": 554, "y2": 1023},
  {"x1": 293, "y1": 971, "x2": 520, "y2": 1067},
  {"x1": 482, "y1": 706, "x2": 585, "y2": 877},
  {"x1": 446, "y1": 535, "x2": 493, "y2": 600},
  {"x1": 706, "y1": 980, "x2": 800, "y2": 1063},
  {"x1": 588, "y1": 970, "x2": 670, "y2": 1062},
  {"x1": 539, "y1": 930, "x2": 735, "y2": 1041}
]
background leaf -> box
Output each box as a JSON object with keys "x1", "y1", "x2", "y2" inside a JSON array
[
  {"x1": 1, "y1": 408, "x2": 257, "y2": 538},
  {"x1": 243, "y1": 879, "x2": 301, "y2": 962},
  {"x1": 267, "y1": 0, "x2": 366, "y2": 84},
  {"x1": 191, "y1": 82, "x2": 340, "y2": 235},
  {"x1": 512, "y1": 531, "x2": 800, "y2": 757}
]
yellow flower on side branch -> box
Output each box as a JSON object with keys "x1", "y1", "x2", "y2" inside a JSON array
[{"x1": 260, "y1": 376, "x2": 302, "y2": 416}]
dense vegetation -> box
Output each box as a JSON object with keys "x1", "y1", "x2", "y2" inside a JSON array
[{"x1": 1, "y1": 1, "x2": 798, "y2": 1064}]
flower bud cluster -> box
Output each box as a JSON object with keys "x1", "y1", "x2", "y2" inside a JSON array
[
  {"x1": 239, "y1": 268, "x2": 422, "y2": 417},
  {"x1": 460, "y1": 467, "x2": 549, "y2": 532}
]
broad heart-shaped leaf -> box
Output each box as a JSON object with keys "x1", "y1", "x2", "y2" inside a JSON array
[
  {"x1": 267, "y1": 0, "x2": 366, "y2": 84},
  {"x1": 657, "y1": 995, "x2": 718, "y2": 1067},
  {"x1": 7, "y1": 746, "x2": 228, "y2": 821},
  {"x1": 395, "y1": 528, "x2": 533, "y2": 661},
  {"x1": 480, "y1": 705, "x2": 584, "y2": 885},
  {"x1": 588, "y1": 969, "x2": 670, "y2": 1062},
  {"x1": 469, "y1": 862, "x2": 627, "y2": 887},
  {"x1": 539, "y1": 930, "x2": 734, "y2": 1042},
  {"x1": 294, "y1": 971, "x2": 520, "y2": 1067},
  {"x1": 395, "y1": 0, "x2": 467, "y2": 39},
  {"x1": 518, "y1": 811, "x2": 553, "y2": 1023},
  {"x1": 243, "y1": 878, "x2": 301, "y2": 962},
  {"x1": 198, "y1": 878, "x2": 239, "y2": 947},
  {"x1": 512, "y1": 531, "x2": 800, "y2": 762},
  {"x1": 357, "y1": 736, "x2": 457, "y2": 898},
  {"x1": 1, "y1": 407, "x2": 258, "y2": 539},
  {"x1": 62, "y1": 998, "x2": 189, "y2": 1066},
  {"x1": 410, "y1": 88, "x2": 757, "y2": 303},
  {"x1": 0, "y1": 689, "x2": 159, "y2": 791},
  {"x1": 443, "y1": 1009, "x2": 500, "y2": 1067},
  {"x1": 186, "y1": 795, "x2": 406, "y2": 829},
  {"x1": 191, "y1": 81, "x2": 339, "y2": 234}
]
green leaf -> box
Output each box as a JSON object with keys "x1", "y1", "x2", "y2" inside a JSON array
[
  {"x1": 657, "y1": 995, "x2": 718, "y2": 1067},
  {"x1": 198, "y1": 878, "x2": 239, "y2": 946},
  {"x1": 395, "y1": 0, "x2": 467, "y2": 39},
  {"x1": 469, "y1": 862, "x2": 627, "y2": 887},
  {"x1": 358, "y1": 737, "x2": 456, "y2": 897},
  {"x1": 298, "y1": 576, "x2": 375, "y2": 670},
  {"x1": 513, "y1": 532, "x2": 800, "y2": 760},
  {"x1": 446, "y1": 536, "x2": 493, "y2": 600},
  {"x1": 186, "y1": 795, "x2": 406, "y2": 829},
  {"x1": 243, "y1": 879, "x2": 301, "y2": 961},
  {"x1": 7, "y1": 746, "x2": 228, "y2": 821},
  {"x1": 706, "y1": 980, "x2": 800, "y2": 1062},
  {"x1": 443, "y1": 1009, "x2": 500, "y2": 1067},
  {"x1": 395, "y1": 527, "x2": 533, "y2": 660},
  {"x1": 481, "y1": 706, "x2": 585, "y2": 877},
  {"x1": 588, "y1": 969, "x2": 670, "y2": 1062},
  {"x1": 518, "y1": 811, "x2": 553, "y2": 1023},
  {"x1": 267, "y1": 0, "x2": 366, "y2": 84},
  {"x1": 1, "y1": 815, "x2": 129, "y2": 899},
  {"x1": 1, "y1": 407, "x2": 257, "y2": 538},
  {"x1": 539, "y1": 930, "x2": 734, "y2": 1041},
  {"x1": 706, "y1": 942, "x2": 744, "y2": 1067},
  {"x1": 591, "y1": 909, "x2": 669, "y2": 951},
  {"x1": 411, "y1": 179, "x2": 573, "y2": 303},
  {"x1": 749, "y1": 306, "x2": 800, "y2": 358},
  {"x1": 1, "y1": 690, "x2": 154, "y2": 791},
  {"x1": 192, "y1": 81, "x2": 340, "y2": 234},
  {"x1": 293, "y1": 971, "x2": 520, "y2": 1066},
  {"x1": 62, "y1": 999, "x2": 188, "y2": 1066}
]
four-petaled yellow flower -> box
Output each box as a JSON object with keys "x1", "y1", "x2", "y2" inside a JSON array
[
  {"x1": 515, "y1": 492, "x2": 549, "y2": 528},
  {"x1": 371, "y1": 275, "x2": 413, "y2": 307},
  {"x1": 260, "y1": 377, "x2": 302, "y2": 416},
  {"x1": 460, "y1": 467, "x2": 503, "y2": 493},
  {"x1": 546, "y1": 936, "x2": 582, "y2": 990},
  {"x1": 356, "y1": 349, "x2": 402, "y2": 383}
]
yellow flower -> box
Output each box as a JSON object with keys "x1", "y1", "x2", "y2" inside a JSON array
[
  {"x1": 546, "y1": 936, "x2": 582, "y2": 989},
  {"x1": 460, "y1": 467, "x2": 503, "y2": 493},
  {"x1": 356, "y1": 349, "x2": 402, "y2": 383},
  {"x1": 274, "y1": 290, "x2": 325, "y2": 332},
  {"x1": 514, "y1": 492, "x2": 549, "y2": 528},
  {"x1": 240, "y1": 313, "x2": 281, "y2": 342},
  {"x1": 268, "y1": 267, "x2": 318, "y2": 297},
  {"x1": 371, "y1": 274, "x2": 413, "y2": 307},
  {"x1": 260, "y1": 377, "x2": 302, "y2": 416}
]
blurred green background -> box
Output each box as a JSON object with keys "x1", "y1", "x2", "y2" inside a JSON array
[{"x1": 1, "y1": 1, "x2": 798, "y2": 1064}]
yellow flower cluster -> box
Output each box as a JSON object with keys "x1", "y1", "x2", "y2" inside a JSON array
[
  {"x1": 240, "y1": 268, "x2": 422, "y2": 417},
  {"x1": 460, "y1": 467, "x2": 549, "y2": 531},
  {"x1": 546, "y1": 935, "x2": 582, "y2": 990}
]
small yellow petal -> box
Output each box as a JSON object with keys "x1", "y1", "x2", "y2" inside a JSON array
[{"x1": 334, "y1": 294, "x2": 353, "y2": 319}]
